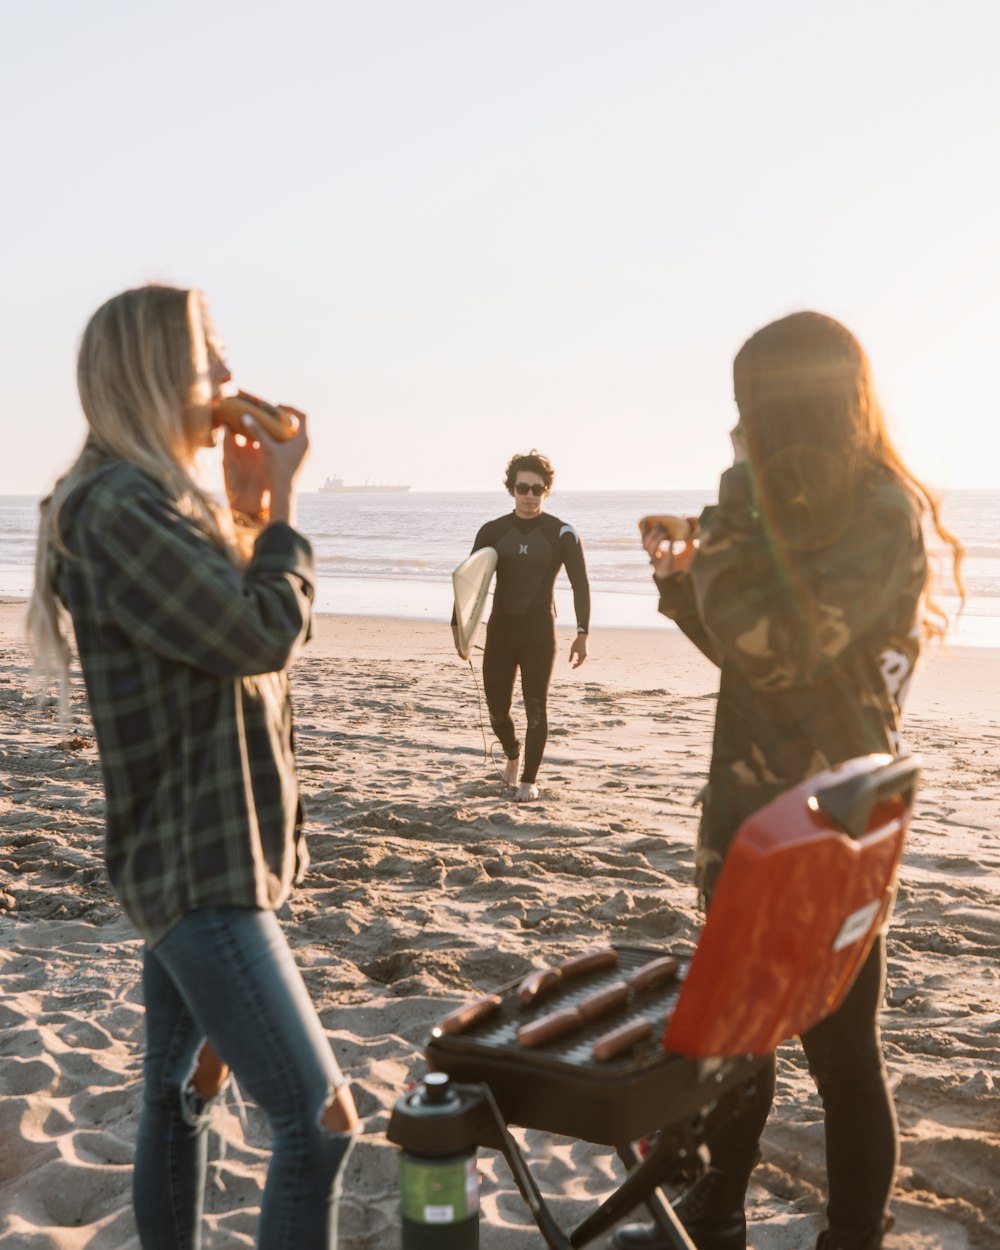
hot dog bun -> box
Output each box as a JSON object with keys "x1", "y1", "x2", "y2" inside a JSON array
[
  {"x1": 214, "y1": 390, "x2": 298, "y2": 442},
  {"x1": 638, "y1": 515, "x2": 700, "y2": 542}
]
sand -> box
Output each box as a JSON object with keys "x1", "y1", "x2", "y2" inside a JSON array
[{"x1": 1, "y1": 600, "x2": 997, "y2": 1249}]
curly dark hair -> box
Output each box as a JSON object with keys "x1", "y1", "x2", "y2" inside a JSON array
[{"x1": 503, "y1": 449, "x2": 554, "y2": 494}]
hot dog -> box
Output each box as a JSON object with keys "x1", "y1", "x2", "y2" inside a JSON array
[
  {"x1": 627, "y1": 956, "x2": 681, "y2": 992},
  {"x1": 433, "y1": 994, "x2": 503, "y2": 1036},
  {"x1": 516, "y1": 1007, "x2": 583, "y2": 1049},
  {"x1": 558, "y1": 948, "x2": 619, "y2": 980},
  {"x1": 214, "y1": 389, "x2": 299, "y2": 442},
  {"x1": 638, "y1": 515, "x2": 700, "y2": 542},
  {"x1": 577, "y1": 980, "x2": 631, "y2": 1021},
  {"x1": 592, "y1": 1018, "x2": 654, "y2": 1063},
  {"x1": 517, "y1": 967, "x2": 563, "y2": 1006}
]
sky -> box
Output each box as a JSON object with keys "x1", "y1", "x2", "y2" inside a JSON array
[{"x1": 2, "y1": 0, "x2": 998, "y2": 498}]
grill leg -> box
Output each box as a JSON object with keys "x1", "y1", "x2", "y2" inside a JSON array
[
  {"x1": 565, "y1": 1132, "x2": 700, "y2": 1249},
  {"x1": 480, "y1": 1085, "x2": 573, "y2": 1250},
  {"x1": 619, "y1": 1140, "x2": 703, "y2": 1248},
  {"x1": 477, "y1": 1075, "x2": 758, "y2": 1250},
  {"x1": 569, "y1": 1073, "x2": 764, "y2": 1249}
]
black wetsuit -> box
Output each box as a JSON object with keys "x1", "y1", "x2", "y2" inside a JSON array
[{"x1": 457, "y1": 512, "x2": 590, "y2": 784}]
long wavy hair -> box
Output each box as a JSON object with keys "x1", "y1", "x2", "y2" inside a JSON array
[
  {"x1": 733, "y1": 311, "x2": 963, "y2": 637},
  {"x1": 28, "y1": 284, "x2": 243, "y2": 704}
]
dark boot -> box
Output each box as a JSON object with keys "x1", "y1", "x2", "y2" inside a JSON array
[
  {"x1": 814, "y1": 1217, "x2": 893, "y2": 1250},
  {"x1": 612, "y1": 1158, "x2": 757, "y2": 1250}
]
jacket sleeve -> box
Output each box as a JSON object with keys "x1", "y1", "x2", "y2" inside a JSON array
[
  {"x1": 654, "y1": 571, "x2": 721, "y2": 665},
  {"x1": 690, "y1": 465, "x2": 926, "y2": 691},
  {"x1": 94, "y1": 488, "x2": 314, "y2": 678},
  {"x1": 560, "y1": 525, "x2": 591, "y2": 633}
]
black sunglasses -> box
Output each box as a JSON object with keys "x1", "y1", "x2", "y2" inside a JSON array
[{"x1": 515, "y1": 483, "x2": 545, "y2": 496}]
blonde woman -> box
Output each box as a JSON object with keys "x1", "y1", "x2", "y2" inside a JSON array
[
  {"x1": 30, "y1": 285, "x2": 358, "y2": 1249},
  {"x1": 616, "y1": 312, "x2": 962, "y2": 1250}
]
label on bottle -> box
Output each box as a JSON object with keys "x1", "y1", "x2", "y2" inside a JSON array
[{"x1": 400, "y1": 1153, "x2": 479, "y2": 1224}]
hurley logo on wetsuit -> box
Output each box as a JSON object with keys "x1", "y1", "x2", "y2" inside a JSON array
[{"x1": 519, "y1": 544, "x2": 529, "y2": 554}]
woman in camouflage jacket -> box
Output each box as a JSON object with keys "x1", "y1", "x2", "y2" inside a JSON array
[{"x1": 615, "y1": 312, "x2": 963, "y2": 1250}]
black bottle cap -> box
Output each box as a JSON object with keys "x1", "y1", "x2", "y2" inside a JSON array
[{"x1": 422, "y1": 1072, "x2": 453, "y2": 1106}]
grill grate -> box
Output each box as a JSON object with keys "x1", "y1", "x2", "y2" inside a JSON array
[
  {"x1": 427, "y1": 944, "x2": 762, "y2": 1146},
  {"x1": 434, "y1": 945, "x2": 688, "y2": 1073}
]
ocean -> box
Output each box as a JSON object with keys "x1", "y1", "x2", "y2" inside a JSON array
[{"x1": 2, "y1": 488, "x2": 995, "y2": 647}]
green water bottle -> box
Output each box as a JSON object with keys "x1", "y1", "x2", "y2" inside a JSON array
[{"x1": 388, "y1": 1072, "x2": 489, "y2": 1249}]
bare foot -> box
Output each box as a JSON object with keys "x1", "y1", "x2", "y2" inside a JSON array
[
  {"x1": 502, "y1": 754, "x2": 521, "y2": 785},
  {"x1": 515, "y1": 782, "x2": 539, "y2": 803}
]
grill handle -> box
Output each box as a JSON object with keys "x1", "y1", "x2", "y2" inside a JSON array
[{"x1": 812, "y1": 754, "x2": 920, "y2": 840}]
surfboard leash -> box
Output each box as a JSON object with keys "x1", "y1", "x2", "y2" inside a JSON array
[
  {"x1": 465, "y1": 651, "x2": 514, "y2": 781},
  {"x1": 466, "y1": 655, "x2": 490, "y2": 765}
]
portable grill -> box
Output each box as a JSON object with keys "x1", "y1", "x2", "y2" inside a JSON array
[
  {"x1": 425, "y1": 945, "x2": 762, "y2": 1147},
  {"x1": 389, "y1": 754, "x2": 920, "y2": 1250}
]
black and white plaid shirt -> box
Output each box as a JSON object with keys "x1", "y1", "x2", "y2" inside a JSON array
[{"x1": 56, "y1": 458, "x2": 315, "y2": 947}]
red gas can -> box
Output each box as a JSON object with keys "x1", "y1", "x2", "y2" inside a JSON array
[{"x1": 663, "y1": 754, "x2": 918, "y2": 1058}]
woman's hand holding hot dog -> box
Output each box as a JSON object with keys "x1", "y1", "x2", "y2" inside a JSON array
[
  {"x1": 641, "y1": 520, "x2": 697, "y2": 580},
  {"x1": 224, "y1": 406, "x2": 309, "y2": 527}
]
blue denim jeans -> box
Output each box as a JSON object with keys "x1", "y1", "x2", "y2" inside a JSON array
[{"x1": 133, "y1": 907, "x2": 353, "y2": 1250}]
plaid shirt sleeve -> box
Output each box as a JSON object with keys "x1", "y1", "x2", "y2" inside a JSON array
[{"x1": 92, "y1": 485, "x2": 313, "y2": 677}]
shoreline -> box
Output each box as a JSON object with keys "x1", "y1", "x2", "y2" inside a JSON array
[
  {"x1": 1, "y1": 555, "x2": 993, "y2": 647},
  {"x1": 4, "y1": 597, "x2": 996, "y2": 722}
]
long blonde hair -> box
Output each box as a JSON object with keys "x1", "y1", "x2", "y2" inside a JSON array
[
  {"x1": 28, "y1": 284, "x2": 242, "y2": 702},
  {"x1": 733, "y1": 311, "x2": 964, "y2": 638}
]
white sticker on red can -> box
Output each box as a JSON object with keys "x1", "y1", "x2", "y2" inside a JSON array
[{"x1": 832, "y1": 899, "x2": 881, "y2": 951}]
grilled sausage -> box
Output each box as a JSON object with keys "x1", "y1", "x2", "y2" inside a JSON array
[
  {"x1": 577, "y1": 980, "x2": 631, "y2": 1021},
  {"x1": 517, "y1": 967, "x2": 563, "y2": 1006},
  {"x1": 434, "y1": 994, "x2": 502, "y2": 1036},
  {"x1": 558, "y1": 948, "x2": 619, "y2": 980},
  {"x1": 516, "y1": 1007, "x2": 583, "y2": 1049},
  {"x1": 592, "y1": 1018, "x2": 654, "y2": 1062},
  {"x1": 627, "y1": 956, "x2": 680, "y2": 992}
]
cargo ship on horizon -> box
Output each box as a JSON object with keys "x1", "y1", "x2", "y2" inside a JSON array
[{"x1": 319, "y1": 475, "x2": 411, "y2": 494}]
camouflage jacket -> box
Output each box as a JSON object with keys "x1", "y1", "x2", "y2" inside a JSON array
[{"x1": 656, "y1": 463, "x2": 927, "y2": 898}]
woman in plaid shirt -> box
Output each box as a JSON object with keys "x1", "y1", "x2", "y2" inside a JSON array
[{"x1": 30, "y1": 285, "x2": 358, "y2": 1249}]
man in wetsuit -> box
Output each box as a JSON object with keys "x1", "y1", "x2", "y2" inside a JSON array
[{"x1": 452, "y1": 450, "x2": 590, "y2": 802}]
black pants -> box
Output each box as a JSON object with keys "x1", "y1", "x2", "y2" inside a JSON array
[
  {"x1": 704, "y1": 935, "x2": 897, "y2": 1246},
  {"x1": 482, "y1": 613, "x2": 557, "y2": 784}
]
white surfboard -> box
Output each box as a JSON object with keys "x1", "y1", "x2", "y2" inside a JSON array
[{"x1": 452, "y1": 547, "x2": 498, "y2": 660}]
